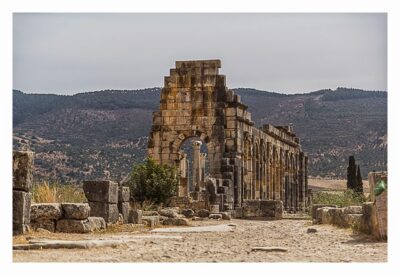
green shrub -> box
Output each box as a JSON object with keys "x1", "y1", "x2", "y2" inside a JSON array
[
  {"x1": 312, "y1": 189, "x2": 365, "y2": 207},
  {"x1": 125, "y1": 158, "x2": 178, "y2": 205}
]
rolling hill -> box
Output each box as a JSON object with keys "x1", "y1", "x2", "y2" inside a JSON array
[{"x1": 12, "y1": 87, "x2": 387, "y2": 183}]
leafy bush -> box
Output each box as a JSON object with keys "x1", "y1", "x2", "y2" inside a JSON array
[
  {"x1": 312, "y1": 189, "x2": 365, "y2": 207},
  {"x1": 125, "y1": 158, "x2": 178, "y2": 205},
  {"x1": 32, "y1": 181, "x2": 86, "y2": 203}
]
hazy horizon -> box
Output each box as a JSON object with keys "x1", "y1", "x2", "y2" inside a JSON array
[{"x1": 13, "y1": 13, "x2": 387, "y2": 95}]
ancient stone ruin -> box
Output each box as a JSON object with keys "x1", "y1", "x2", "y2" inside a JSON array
[
  {"x1": 347, "y1": 156, "x2": 363, "y2": 194},
  {"x1": 148, "y1": 60, "x2": 309, "y2": 217},
  {"x1": 13, "y1": 151, "x2": 34, "y2": 235},
  {"x1": 312, "y1": 171, "x2": 387, "y2": 240}
]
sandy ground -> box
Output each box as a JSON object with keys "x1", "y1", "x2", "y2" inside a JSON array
[{"x1": 13, "y1": 218, "x2": 386, "y2": 263}]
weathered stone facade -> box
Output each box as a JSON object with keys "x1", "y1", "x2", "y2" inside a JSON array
[{"x1": 148, "y1": 60, "x2": 308, "y2": 213}]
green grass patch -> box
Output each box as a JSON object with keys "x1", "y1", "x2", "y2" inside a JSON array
[{"x1": 312, "y1": 189, "x2": 365, "y2": 207}]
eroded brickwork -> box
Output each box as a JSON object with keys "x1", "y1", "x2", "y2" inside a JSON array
[{"x1": 148, "y1": 60, "x2": 308, "y2": 212}]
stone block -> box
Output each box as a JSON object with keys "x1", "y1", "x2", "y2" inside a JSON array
[
  {"x1": 13, "y1": 190, "x2": 31, "y2": 225},
  {"x1": 143, "y1": 210, "x2": 160, "y2": 216},
  {"x1": 88, "y1": 202, "x2": 119, "y2": 223},
  {"x1": 197, "y1": 209, "x2": 210, "y2": 218},
  {"x1": 13, "y1": 151, "x2": 34, "y2": 192},
  {"x1": 219, "y1": 212, "x2": 231, "y2": 220},
  {"x1": 343, "y1": 206, "x2": 363, "y2": 214},
  {"x1": 142, "y1": 216, "x2": 160, "y2": 228},
  {"x1": 87, "y1": 217, "x2": 106, "y2": 231},
  {"x1": 30, "y1": 203, "x2": 62, "y2": 222},
  {"x1": 61, "y1": 203, "x2": 90, "y2": 220},
  {"x1": 182, "y1": 209, "x2": 194, "y2": 218},
  {"x1": 209, "y1": 204, "x2": 220, "y2": 213},
  {"x1": 31, "y1": 220, "x2": 56, "y2": 232},
  {"x1": 162, "y1": 217, "x2": 190, "y2": 226},
  {"x1": 209, "y1": 213, "x2": 223, "y2": 220},
  {"x1": 83, "y1": 180, "x2": 118, "y2": 203},
  {"x1": 158, "y1": 208, "x2": 179, "y2": 218},
  {"x1": 345, "y1": 214, "x2": 363, "y2": 229},
  {"x1": 13, "y1": 223, "x2": 30, "y2": 235},
  {"x1": 118, "y1": 186, "x2": 130, "y2": 202},
  {"x1": 56, "y1": 219, "x2": 91, "y2": 233},
  {"x1": 242, "y1": 200, "x2": 261, "y2": 218},
  {"x1": 260, "y1": 200, "x2": 283, "y2": 219},
  {"x1": 311, "y1": 204, "x2": 337, "y2": 220},
  {"x1": 319, "y1": 207, "x2": 337, "y2": 224},
  {"x1": 118, "y1": 202, "x2": 130, "y2": 223},
  {"x1": 128, "y1": 209, "x2": 142, "y2": 224}
]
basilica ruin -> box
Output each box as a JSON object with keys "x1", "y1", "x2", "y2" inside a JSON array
[{"x1": 148, "y1": 60, "x2": 308, "y2": 216}]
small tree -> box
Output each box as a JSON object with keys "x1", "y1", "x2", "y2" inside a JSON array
[{"x1": 125, "y1": 158, "x2": 178, "y2": 205}]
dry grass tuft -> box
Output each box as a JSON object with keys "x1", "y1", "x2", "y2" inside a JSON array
[{"x1": 32, "y1": 181, "x2": 86, "y2": 203}]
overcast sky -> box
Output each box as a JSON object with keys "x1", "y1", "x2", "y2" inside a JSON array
[{"x1": 13, "y1": 13, "x2": 387, "y2": 95}]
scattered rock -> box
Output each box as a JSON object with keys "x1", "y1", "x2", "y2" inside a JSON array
[
  {"x1": 142, "y1": 216, "x2": 160, "y2": 228},
  {"x1": 209, "y1": 214, "x2": 222, "y2": 220},
  {"x1": 36, "y1": 228, "x2": 52, "y2": 234},
  {"x1": 158, "y1": 215, "x2": 169, "y2": 223},
  {"x1": 197, "y1": 209, "x2": 210, "y2": 218},
  {"x1": 143, "y1": 211, "x2": 160, "y2": 216},
  {"x1": 61, "y1": 203, "x2": 90, "y2": 220},
  {"x1": 192, "y1": 216, "x2": 202, "y2": 221},
  {"x1": 182, "y1": 209, "x2": 195, "y2": 218},
  {"x1": 251, "y1": 247, "x2": 288, "y2": 252},
  {"x1": 307, "y1": 228, "x2": 317, "y2": 233},
  {"x1": 219, "y1": 212, "x2": 231, "y2": 220},
  {"x1": 162, "y1": 217, "x2": 190, "y2": 226},
  {"x1": 158, "y1": 208, "x2": 178, "y2": 218}
]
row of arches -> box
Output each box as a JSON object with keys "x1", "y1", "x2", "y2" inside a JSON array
[{"x1": 242, "y1": 135, "x2": 307, "y2": 210}]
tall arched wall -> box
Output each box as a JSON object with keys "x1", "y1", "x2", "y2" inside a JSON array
[{"x1": 148, "y1": 60, "x2": 308, "y2": 211}]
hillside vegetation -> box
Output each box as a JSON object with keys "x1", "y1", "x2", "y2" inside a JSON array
[{"x1": 13, "y1": 87, "x2": 387, "y2": 183}]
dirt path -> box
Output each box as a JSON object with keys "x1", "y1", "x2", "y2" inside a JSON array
[{"x1": 13, "y1": 219, "x2": 387, "y2": 262}]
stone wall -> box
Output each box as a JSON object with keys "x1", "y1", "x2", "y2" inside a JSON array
[
  {"x1": 368, "y1": 171, "x2": 387, "y2": 240},
  {"x1": 30, "y1": 203, "x2": 106, "y2": 233},
  {"x1": 13, "y1": 151, "x2": 34, "y2": 235},
  {"x1": 148, "y1": 60, "x2": 308, "y2": 214}
]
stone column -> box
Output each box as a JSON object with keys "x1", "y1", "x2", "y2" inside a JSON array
[
  {"x1": 178, "y1": 152, "x2": 189, "y2": 197},
  {"x1": 13, "y1": 151, "x2": 34, "y2": 235},
  {"x1": 192, "y1": 140, "x2": 202, "y2": 191},
  {"x1": 200, "y1": 152, "x2": 207, "y2": 188},
  {"x1": 304, "y1": 155, "x2": 309, "y2": 207}
]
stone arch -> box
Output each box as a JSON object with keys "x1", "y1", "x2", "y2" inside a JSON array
[{"x1": 148, "y1": 59, "x2": 308, "y2": 212}]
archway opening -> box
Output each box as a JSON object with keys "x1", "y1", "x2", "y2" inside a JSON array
[{"x1": 177, "y1": 137, "x2": 209, "y2": 197}]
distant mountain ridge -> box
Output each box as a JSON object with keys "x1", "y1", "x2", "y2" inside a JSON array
[{"x1": 13, "y1": 87, "x2": 387, "y2": 183}]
